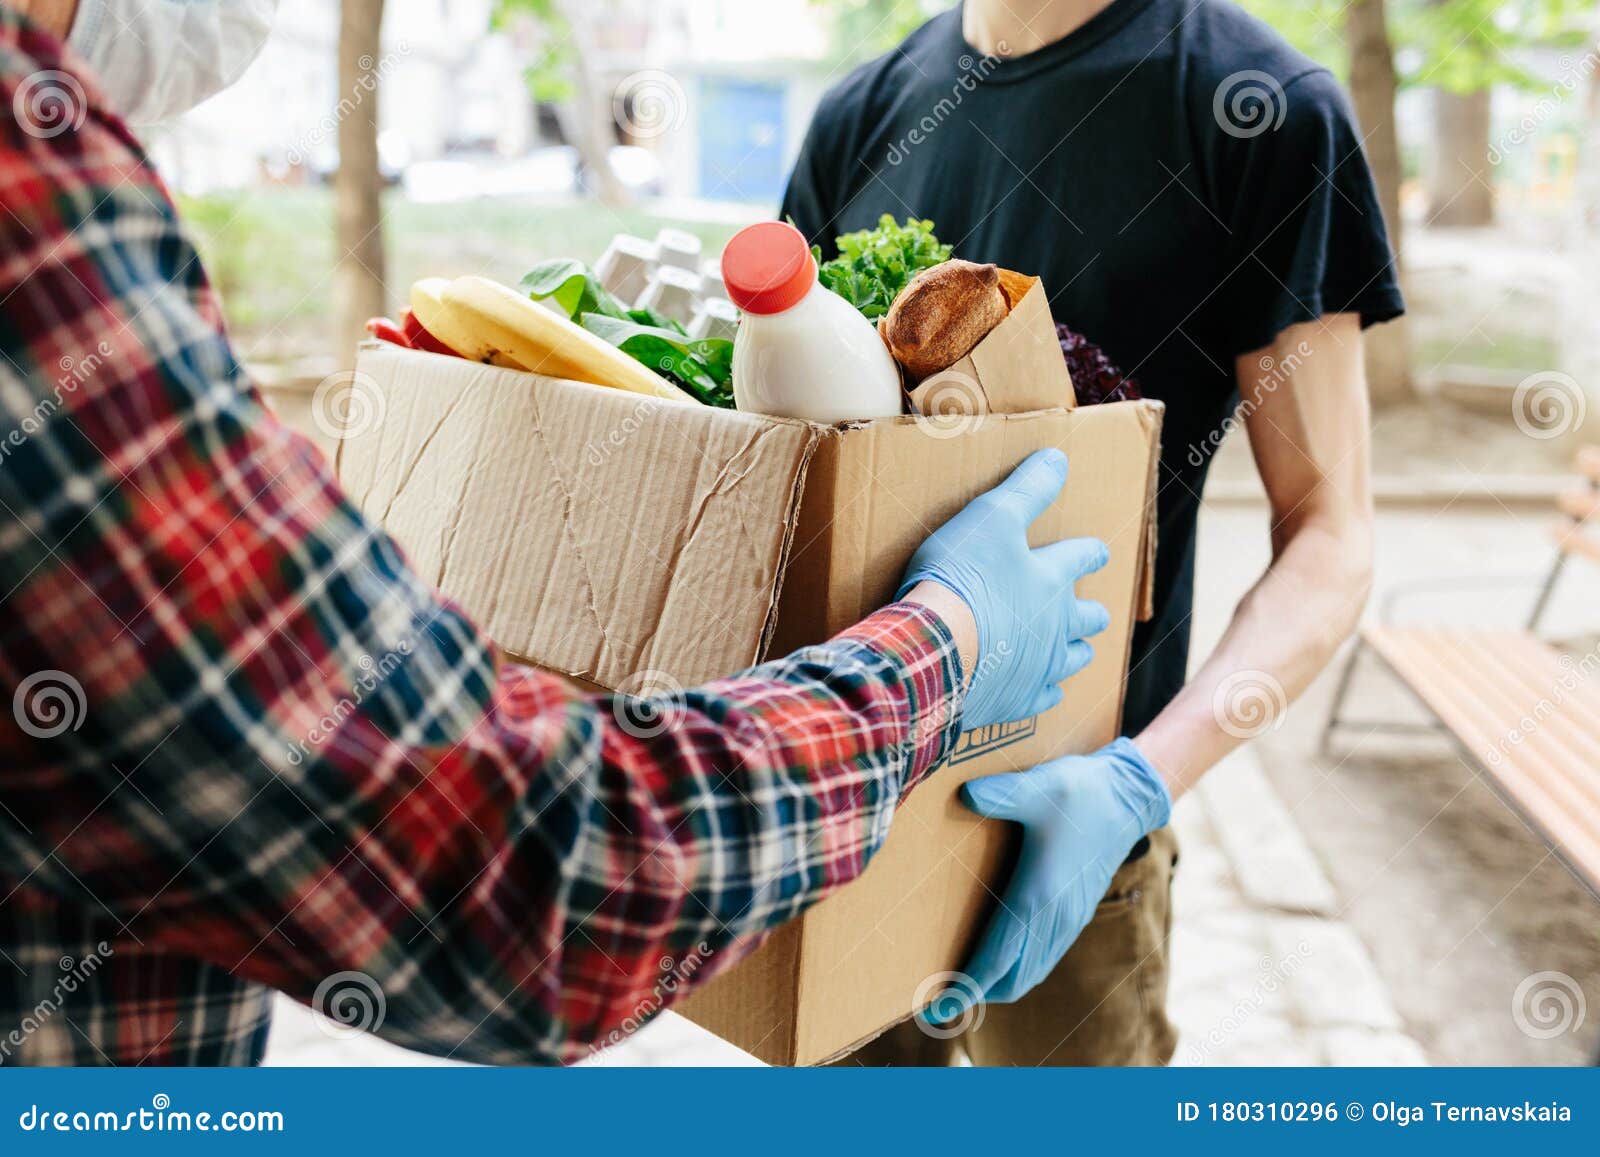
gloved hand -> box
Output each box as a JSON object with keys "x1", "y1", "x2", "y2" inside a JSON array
[
  {"x1": 938, "y1": 737, "x2": 1172, "y2": 1018},
  {"x1": 898, "y1": 448, "x2": 1110, "y2": 731}
]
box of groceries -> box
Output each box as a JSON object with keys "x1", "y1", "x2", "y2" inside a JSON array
[{"x1": 335, "y1": 216, "x2": 1163, "y2": 1066}]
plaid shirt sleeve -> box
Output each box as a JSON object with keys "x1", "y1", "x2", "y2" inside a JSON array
[{"x1": 0, "y1": 13, "x2": 963, "y2": 1066}]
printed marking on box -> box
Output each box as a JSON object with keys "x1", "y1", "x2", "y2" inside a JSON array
[{"x1": 949, "y1": 717, "x2": 1038, "y2": 764}]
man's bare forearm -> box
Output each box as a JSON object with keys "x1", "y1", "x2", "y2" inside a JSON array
[
  {"x1": 1133, "y1": 315, "x2": 1375, "y2": 799},
  {"x1": 1135, "y1": 511, "x2": 1371, "y2": 797}
]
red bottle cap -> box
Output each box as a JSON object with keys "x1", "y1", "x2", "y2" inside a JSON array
[{"x1": 721, "y1": 221, "x2": 816, "y2": 315}]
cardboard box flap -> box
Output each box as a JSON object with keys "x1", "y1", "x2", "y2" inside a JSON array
[
  {"x1": 1135, "y1": 399, "x2": 1165, "y2": 623},
  {"x1": 339, "y1": 343, "x2": 820, "y2": 688}
]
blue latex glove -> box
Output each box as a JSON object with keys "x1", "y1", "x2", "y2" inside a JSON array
[
  {"x1": 940, "y1": 737, "x2": 1173, "y2": 1017},
  {"x1": 897, "y1": 449, "x2": 1111, "y2": 731}
]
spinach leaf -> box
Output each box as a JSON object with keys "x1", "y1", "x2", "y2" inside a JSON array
[
  {"x1": 519, "y1": 259, "x2": 629, "y2": 321},
  {"x1": 625, "y1": 306, "x2": 688, "y2": 336},
  {"x1": 580, "y1": 314, "x2": 735, "y2": 408}
]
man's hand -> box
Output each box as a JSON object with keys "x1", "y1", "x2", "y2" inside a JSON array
[
  {"x1": 11, "y1": 1, "x2": 78, "y2": 40},
  {"x1": 899, "y1": 448, "x2": 1111, "y2": 730},
  {"x1": 938, "y1": 738, "x2": 1172, "y2": 1015}
]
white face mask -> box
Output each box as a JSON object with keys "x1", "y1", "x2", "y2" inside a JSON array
[{"x1": 67, "y1": 0, "x2": 279, "y2": 126}]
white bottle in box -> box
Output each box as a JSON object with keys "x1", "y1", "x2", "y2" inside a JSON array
[{"x1": 722, "y1": 222, "x2": 903, "y2": 423}]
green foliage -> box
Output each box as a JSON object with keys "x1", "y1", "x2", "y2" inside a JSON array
[
  {"x1": 1233, "y1": 0, "x2": 1348, "y2": 75},
  {"x1": 491, "y1": 0, "x2": 559, "y2": 24},
  {"x1": 808, "y1": 0, "x2": 938, "y2": 63},
  {"x1": 1394, "y1": 0, "x2": 1592, "y2": 92},
  {"x1": 492, "y1": 0, "x2": 575, "y2": 104},
  {"x1": 176, "y1": 192, "x2": 326, "y2": 330},
  {"x1": 814, "y1": 214, "x2": 952, "y2": 319},
  {"x1": 1236, "y1": 0, "x2": 1595, "y2": 93}
]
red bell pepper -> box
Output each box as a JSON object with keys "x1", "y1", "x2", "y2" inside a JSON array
[
  {"x1": 364, "y1": 316, "x2": 411, "y2": 348},
  {"x1": 400, "y1": 309, "x2": 460, "y2": 358}
]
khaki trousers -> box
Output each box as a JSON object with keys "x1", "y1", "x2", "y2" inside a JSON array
[{"x1": 830, "y1": 825, "x2": 1180, "y2": 1067}]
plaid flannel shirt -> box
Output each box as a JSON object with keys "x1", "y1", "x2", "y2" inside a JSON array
[{"x1": 0, "y1": 11, "x2": 963, "y2": 1067}]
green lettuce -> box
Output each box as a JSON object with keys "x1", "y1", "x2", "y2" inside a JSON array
[{"x1": 813, "y1": 215, "x2": 952, "y2": 320}]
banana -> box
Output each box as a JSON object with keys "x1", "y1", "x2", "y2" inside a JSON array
[
  {"x1": 407, "y1": 277, "x2": 517, "y2": 366},
  {"x1": 423, "y1": 275, "x2": 693, "y2": 404}
]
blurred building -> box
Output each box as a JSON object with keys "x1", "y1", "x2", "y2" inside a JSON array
[
  {"x1": 150, "y1": 0, "x2": 532, "y2": 193},
  {"x1": 148, "y1": 0, "x2": 841, "y2": 208},
  {"x1": 658, "y1": 1, "x2": 834, "y2": 203}
]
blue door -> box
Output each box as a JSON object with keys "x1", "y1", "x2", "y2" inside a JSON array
[{"x1": 698, "y1": 78, "x2": 787, "y2": 203}]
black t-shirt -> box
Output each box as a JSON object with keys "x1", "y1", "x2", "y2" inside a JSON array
[{"x1": 781, "y1": 0, "x2": 1404, "y2": 734}]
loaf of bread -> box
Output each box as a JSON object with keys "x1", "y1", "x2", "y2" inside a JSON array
[{"x1": 882, "y1": 260, "x2": 1011, "y2": 381}]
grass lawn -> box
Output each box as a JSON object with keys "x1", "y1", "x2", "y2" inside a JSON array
[
  {"x1": 179, "y1": 187, "x2": 749, "y2": 366},
  {"x1": 1413, "y1": 331, "x2": 1561, "y2": 374}
]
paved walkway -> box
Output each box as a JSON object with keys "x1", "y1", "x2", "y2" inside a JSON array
[
  {"x1": 1166, "y1": 748, "x2": 1426, "y2": 1067},
  {"x1": 263, "y1": 744, "x2": 1426, "y2": 1067}
]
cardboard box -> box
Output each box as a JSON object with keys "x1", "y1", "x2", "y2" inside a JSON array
[{"x1": 337, "y1": 339, "x2": 1162, "y2": 1065}]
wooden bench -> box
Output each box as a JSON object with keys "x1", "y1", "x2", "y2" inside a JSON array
[{"x1": 1323, "y1": 446, "x2": 1600, "y2": 900}]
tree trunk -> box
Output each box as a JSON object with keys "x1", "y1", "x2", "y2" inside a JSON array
[
  {"x1": 334, "y1": 0, "x2": 389, "y2": 367},
  {"x1": 1427, "y1": 88, "x2": 1494, "y2": 227},
  {"x1": 560, "y1": 3, "x2": 627, "y2": 206},
  {"x1": 1346, "y1": 0, "x2": 1412, "y2": 406},
  {"x1": 570, "y1": 60, "x2": 628, "y2": 205}
]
